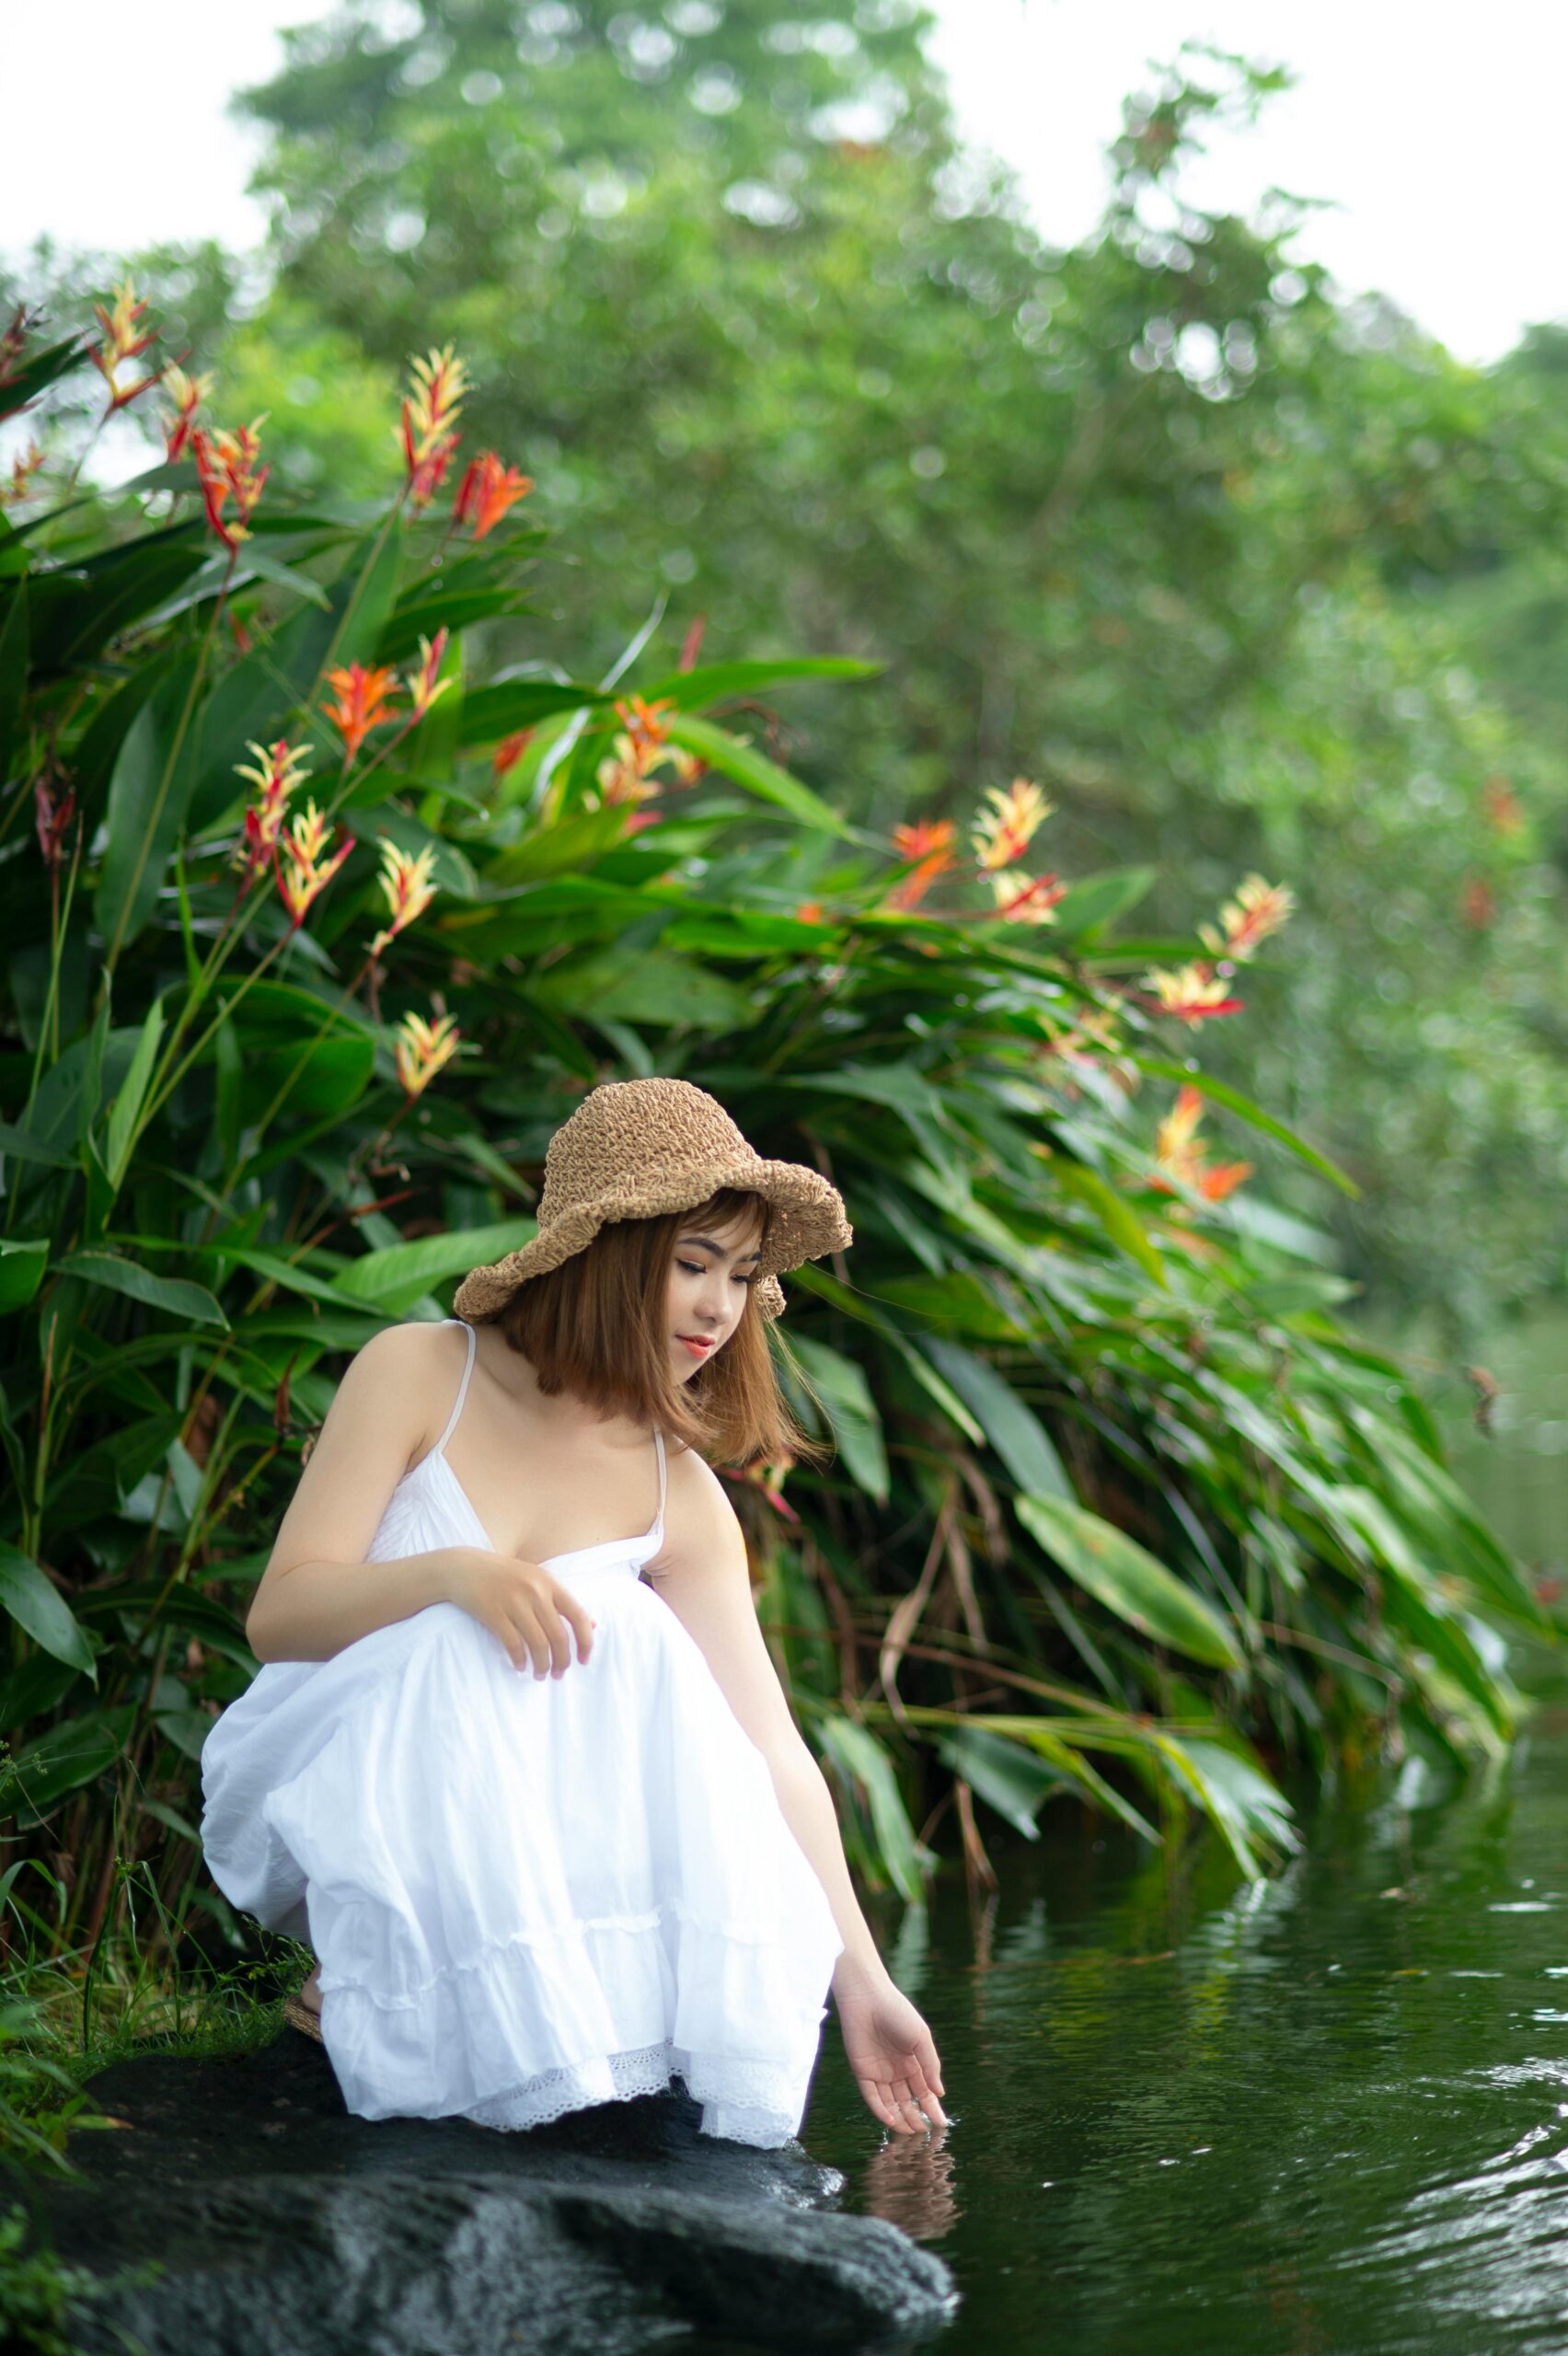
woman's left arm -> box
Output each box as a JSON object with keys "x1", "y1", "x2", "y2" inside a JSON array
[{"x1": 649, "y1": 1465, "x2": 948, "y2": 2135}]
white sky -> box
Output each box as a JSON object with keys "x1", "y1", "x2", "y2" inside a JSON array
[{"x1": 1, "y1": 0, "x2": 1561, "y2": 365}]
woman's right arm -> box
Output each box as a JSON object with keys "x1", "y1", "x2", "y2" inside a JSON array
[{"x1": 244, "y1": 1324, "x2": 467, "y2": 1664}]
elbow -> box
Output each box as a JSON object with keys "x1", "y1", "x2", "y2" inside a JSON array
[{"x1": 244, "y1": 1602, "x2": 272, "y2": 1662}]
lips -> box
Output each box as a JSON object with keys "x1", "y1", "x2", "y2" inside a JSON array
[{"x1": 677, "y1": 1334, "x2": 716, "y2": 1357}]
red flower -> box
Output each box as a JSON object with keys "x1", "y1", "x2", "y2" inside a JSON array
[
  {"x1": 398, "y1": 344, "x2": 470, "y2": 508},
  {"x1": 882, "y1": 818, "x2": 957, "y2": 914},
  {"x1": 453, "y1": 450, "x2": 534, "y2": 538},
  {"x1": 34, "y1": 776, "x2": 76, "y2": 872},
  {"x1": 492, "y1": 730, "x2": 534, "y2": 781},
  {"x1": 1461, "y1": 877, "x2": 1495, "y2": 928},
  {"x1": 88, "y1": 277, "x2": 159, "y2": 413},
  {"x1": 1141, "y1": 964, "x2": 1244, "y2": 1023},
  {"x1": 190, "y1": 417, "x2": 269, "y2": 551},
  {"x1": 161, "y1": 364, "x2": 213, "y2": 462},
  {"x1": 322, "y1": 662, "x2": 401, "y2": 763}
]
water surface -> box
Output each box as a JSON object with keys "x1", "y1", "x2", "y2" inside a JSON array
[{"x1": 803, "y1": 1640, "x2": 1568, "y2": 2356}]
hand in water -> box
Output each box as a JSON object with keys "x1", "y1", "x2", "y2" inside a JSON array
[{"x1": 836, "y1": 1971, "x2": 949, "y2": 2135}]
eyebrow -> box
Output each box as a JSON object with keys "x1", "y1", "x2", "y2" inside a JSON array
[{"x1": 678, "y1": 1232, "x2": 764, "y2": 1264}]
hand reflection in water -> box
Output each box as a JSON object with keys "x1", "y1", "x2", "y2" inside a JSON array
[{"x1": 861, "y1": 2116, "x2": 961, "y2": 2242}]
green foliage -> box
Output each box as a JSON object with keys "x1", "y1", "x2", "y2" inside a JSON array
[
  {"x1": 0, "y1": 298, "x2": 1546, "y2": 2101},
  {"x1": 56, "y1": 5, "x2": 1558, "y2": 1331}
]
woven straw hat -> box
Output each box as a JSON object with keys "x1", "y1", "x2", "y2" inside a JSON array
[{"x1": 453, "y1": 1077, "x2": 852, "y2": 1325}]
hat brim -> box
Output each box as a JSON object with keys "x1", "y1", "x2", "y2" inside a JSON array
[{"x1": 452, "y1": 1154, "x2": 850, "y2": 1325}]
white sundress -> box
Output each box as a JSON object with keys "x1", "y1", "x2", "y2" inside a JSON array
[{"x1": 198, "y1": 1316, "x2": 845, "y2": 2147}]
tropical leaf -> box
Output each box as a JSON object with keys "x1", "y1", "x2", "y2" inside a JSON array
[
  {"x1": 51, "y1": 1251, "x2": 228, "y2": 1328},
  {"x1": 785, "y1": 1334, "x2": 890, "y2": 1502},
  {"x1": 663, "y1": 712, "x2": 857, "y2": 836},
  {"x1": 815, "y1": 1713, "x2": 930, "y2": 1900},
  {"x1": 1016, "y1": 1494, "x2": 1244, "y2": 1669},
  {"x1": 917, "y1": 1336, "x2": 1075, "y2": 1501},
  {"x1": 0, "y1": 1543, "x2": 97, "y2": 1677}
]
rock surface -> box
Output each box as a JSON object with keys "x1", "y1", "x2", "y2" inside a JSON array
[{"x1": 32, "y1": 2026, "x2": 959, "y2": 2355}]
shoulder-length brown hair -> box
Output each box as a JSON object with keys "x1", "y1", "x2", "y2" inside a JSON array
[{"x1": 480, "y1": 1185, "x2": 832, "y2": 1472}]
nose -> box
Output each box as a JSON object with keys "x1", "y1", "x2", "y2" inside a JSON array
[{"x1": 693, "y1": 1286, "x2": 727, "y2": 1334}]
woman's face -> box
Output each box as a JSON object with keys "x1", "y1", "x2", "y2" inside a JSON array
[{"x1": 665, "y1": 1208, "x2": 765, "y2": 1378}]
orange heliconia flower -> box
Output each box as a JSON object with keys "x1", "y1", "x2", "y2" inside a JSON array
[
  {"x1": 2, "y1": 439, "x2": 44, "y2": 507},
  {"x1": 591, "y1": 693, "x2": 691, "y2": 820},
  {"x1": 161, "y1": 363, "x2": 213, "y2": 462},
  {"x1": 492, "y1": 730, "x2": 534, "y2": 781},
  {"x1": 1141, "y1": 963, "x2": 1243, "y2": 1023},
  {"x1": 1153, "y1": 1084, "x2": 1252, "y2": 1202},
  {"x1": 394, "y1": 1008, "x2": 462, "y2": 1099},
  {"x1": 274, "y1": 799, "x2": 355, "y2": 930},
  {"x1": 0, "y1": 304, "x2": 33, "y2": 388},
  {"x1": 1198, "y1": 873, "x2": 1295, "y2": 963},
  {"x1": 892, "y1": 818, "x2": 956, "y2": 863},
  {"x1": 597, "y1": 761, "x2": 664, "y2": 819},
  {"x1": 453, "y1": 450, "x2": 534, "y2": 538},
  {"x1": 1482, "y1": 775, "x2": 1524, "y2": 837},
  {"x1": 989, "y1": 869, "x2": 1067, "y2": 924},
  {"x1": 322, "y1": 662, "x2": 401, "y2": 763},
  {"x1": 398, "y1": 344, "x2": 470, "y2": 506},
  {"x1": 614, "y1": 694, "x2": 676, "y2": 756},
  {"x1": 971, "y1": 778, "x2": 1053, "y2": 872},
  {"x1": 368, "y1": 839, "x2": 440, "y2": 958},
  {"x1": 232, "y1": 738, "x2": 312, "y2": 884},
  {"x1": 405, "y1": 628, "x2": 453, "y2": 720},
  {"x1": 88, "y1": 277, "x2": 159, "y2": 412},
  {"x1": 1461, "y1": 876, "x2": 1495, "y2": 929},
  {"x1": 884, "y1": 819, "x2": 957, "y2": 914},
  {"x1": 191, "y1": 417, "x2": 269, "y2": 551},
  {"x1": 35, "y1": 776, "x2": 76, "y2": 872}
]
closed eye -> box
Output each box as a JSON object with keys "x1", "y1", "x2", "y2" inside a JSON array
[{"x1": 676, "y1": 1259, "x2": 756, "y2": 1284}]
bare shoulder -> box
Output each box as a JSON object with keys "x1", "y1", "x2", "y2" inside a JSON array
[
  {"x1": 647, "y1": 1442, "x2": 744, "y2": 1583},
  {"x1": 337, "y1": 1318, "x2": 466, "y2": 1458},
  {"x1": 252, "y1": 1321, "x2": 466, "y2": 1601}
]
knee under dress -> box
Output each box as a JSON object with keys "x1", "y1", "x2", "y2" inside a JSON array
[{"x1": 198, "y1": 1317, "x2": 845, "y2": 2147}]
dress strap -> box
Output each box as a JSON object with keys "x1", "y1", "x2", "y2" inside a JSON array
[
  {"x1": 433, "y1": 1318, "x2": 478, "y2": 1454},
  {"x1": 651, "y1": 1426, "x2": 666, "y2": 1534}
]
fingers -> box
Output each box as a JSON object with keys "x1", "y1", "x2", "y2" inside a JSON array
[
  {"x1": 511, "y1": 1597, "x2": 597, "y2": 1679},
  {"x1": 857, "y1": 2070, "x2": 949, "y2": 2135},
  {"x1": 553, "y1": 1582, "x2": 595, "y2": 1669}
]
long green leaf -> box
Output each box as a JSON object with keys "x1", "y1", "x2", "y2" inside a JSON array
[
  {"x1": 1054, "y1": 1160, "x2": 1168, "y2": 1287},
  {"x1": 1016, "y1": 1494, "x2": 1243, "y2": 1669},
  {"x1": 52, "y1": 1251, "x2": 227, "y2": 1329},
  {"x1": 635, "y1": 656, "x2": 882, "y2": 708},
  {"x1": 0, "y1": 1241, "x2": 50, "y2": 1313},
  {"x1": 816, "y1": 1713, "x2": 928, "y2": 1900},
  {"x1": 0, "y1": 577, "x2": 28, "y2": 784},
  {"x1": 665, "y1": 712, "x2": 857, "y2": 836},
  {"x1": 93, "y1": 654, "x2": 202, "y2": 961},
  {"x1": 785, "y1": 1334, "x2": 890, "y2": 1502},
  {"x1": 104, "y1": 991, "x2": 167, "y2": 1191},
  {"x1": 328, "y1": 1221, "x2": 540, "y2": 1306},
  {"x1": 918, "y1": 1336, "x2": 1075, "y2": 1500},
  {"x1": 0, "y1": 1543, "x2": 97, "y2": 1677}
]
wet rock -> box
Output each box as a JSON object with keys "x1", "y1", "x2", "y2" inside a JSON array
[{"x1": 31, "y1": 2027, "x2": 958, "y2": 2355}]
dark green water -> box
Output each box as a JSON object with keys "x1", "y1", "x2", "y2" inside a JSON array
[
  {"x1": 801, "y1": 1637, "x2": 1568, "y2": 2356},
  {"x1": 785, "y1": 1315, "x2": 1568, "y2": 2354}
]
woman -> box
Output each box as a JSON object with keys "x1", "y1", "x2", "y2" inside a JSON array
[{"x1": 199, "y1": 1076, "x2": 947, "y2": 2149}]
